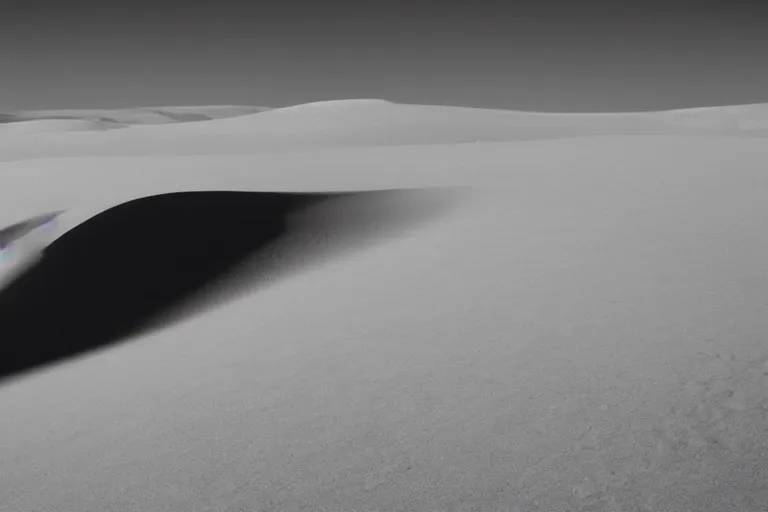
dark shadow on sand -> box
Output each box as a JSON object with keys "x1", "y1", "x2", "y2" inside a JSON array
[{"x1": 0, "y1": 188, "x2": 464, "y2": 383}]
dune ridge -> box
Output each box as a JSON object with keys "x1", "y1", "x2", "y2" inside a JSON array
[{"x1": 2, "y1": 99, "x2": 768, "y2": 163}]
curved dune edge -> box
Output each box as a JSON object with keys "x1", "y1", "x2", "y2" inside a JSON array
[{"x1": 0, "y1": 188, "x2": 462, "y2": 381}]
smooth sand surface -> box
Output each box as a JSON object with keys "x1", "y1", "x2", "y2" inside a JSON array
[
  {"x1": 3, "y1": 99, "x2": 768, "y2": 163},
  {"x1": 1, "y1": 101, "x2": 768, "y2": 511}
]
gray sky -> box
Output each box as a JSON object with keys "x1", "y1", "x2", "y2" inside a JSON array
[{"x1": 3, "y1": 0, "x2": 768, "y2": 112}]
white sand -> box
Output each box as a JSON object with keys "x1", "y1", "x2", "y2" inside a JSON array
[
  {"x1": 1, "y1": 100, "x2": 768, "y2": 511},
  {"x1": 3, "y1": 100, "x2": 768, "y2": 164}
]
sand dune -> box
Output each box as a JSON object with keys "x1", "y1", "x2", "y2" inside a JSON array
[
  {"x1": 1, "y1": 104, "x2": 271, "y2": 126},
  {"x1": 1, "y1": 101, "x2": 768, "y2": 511},
  {"x1": 0, "y1": 105, "x2": 271, "y2": 142},
  {"x1": 138, "y1": 98, "x2": 768, "y2": 139},
  {"x1": 2, "y1": 99, "x2": 768, "y2": 163},
  {"x1": 0, "y1": 188, "x2": 456, "y2": 380},
  {"x1": 0, "y1": 191, "x2": 342, "y2": 378},
  {"x1": 657, "y1": 102, "x2": 768, "y2": 131},
  {"x1": 0, "y1": 118, "x2": 127, "y2": 135}
]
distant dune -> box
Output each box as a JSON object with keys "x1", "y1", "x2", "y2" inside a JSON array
[
  {"x1": 182, "y1": 98, "x2": 768, "y2": 139},
  {"x1": 0, "y1": 104, "x2": 271, "y2": 126},
  {"x1": 0, "y1": 118, "x2": 127, "y2": 135},
  {"x1": 2, "y1": 99, "x2": 768, "y2": 162}
]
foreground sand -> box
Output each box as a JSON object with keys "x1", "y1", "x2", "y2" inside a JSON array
[{"x1": 1, "y1": 102, "x2": 768, "y2": 511}]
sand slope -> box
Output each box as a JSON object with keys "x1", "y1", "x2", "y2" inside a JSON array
[{"x1": 1, "y1": 102, "x2": 768, "y2": 511}]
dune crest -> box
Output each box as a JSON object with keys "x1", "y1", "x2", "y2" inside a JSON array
[{"x1": 277, "y1": 98, "x2": 395, "y2": 110}]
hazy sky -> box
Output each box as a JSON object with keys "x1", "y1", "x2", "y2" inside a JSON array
[{"x1": 3, "y1": 0, "x2": 768, "y2": 112}]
